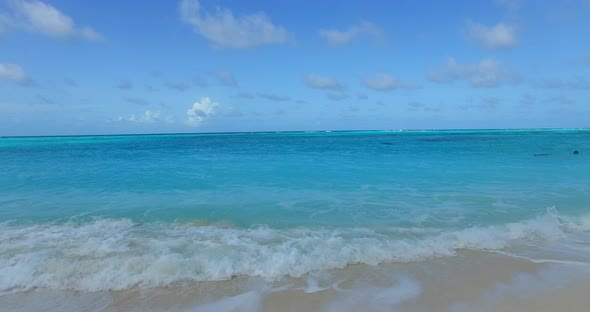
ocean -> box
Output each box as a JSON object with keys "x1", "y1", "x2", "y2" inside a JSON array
[{"x1": 1, "y1": 129, "x2": 590, "y2": 311}]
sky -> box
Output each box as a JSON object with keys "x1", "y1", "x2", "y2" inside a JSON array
[{"x1": 0, "y1": 0, "x2": 589, "y2": 136}]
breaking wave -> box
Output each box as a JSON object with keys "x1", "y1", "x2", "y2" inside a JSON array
[{"x1": 1, "y1": 208, "x2": 589, "y2": 294}]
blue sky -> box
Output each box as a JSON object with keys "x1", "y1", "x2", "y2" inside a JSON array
[{"x1": 0, "y1": 0, "x2": 589, "y2": 136}]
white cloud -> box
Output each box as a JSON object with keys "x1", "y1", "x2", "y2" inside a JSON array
[
  {"x1": 362, "y1": 73, "x2": 420, "y2": 91},
  {"x1": 408, "y1": 102, "x2": 426, "y2": 111},
  {"x1": 304, "y1": 74, "x2": 344, "y2": 91},
  {"x1": 0, "y1": 63, "x2": 30, "y2": 84},
  {"x1": 0, "y1": 102, "x2": 93, "y2": 112},
  {"x1": 0, "y1": 13, "x2": 12, "y2": 33},
  {"x1": 456, "y1": 96, "x2": 500, "y2": 111},
  {"x1": 214, "y1": 70, "x2": 238, "y2": 87},
  {"x1": 319, "y1": 21, "x2": 384, "y2": 46},
  {"x1": 3, "y1": 0, "x2": 103, "y2": 41},
  {"x1": 107, "y1": 110, "x2": 175, "y2": 124},
  {"x1": 545, "y1": 95, "x2": 575, "y2": 106},
  {"x1": 537, "y1": 77, "x2": 590, "y2": 90},
  {"x1": 481, "y1": 96, "x2": 500, "y2": 108},
  {"x1": 362, "y1": 74, "x2": 395, "y2": 90},
  {"x1": 185, "y1": 97, "x2": 219, "y2": 127},
  {"x1": 165, "y1": 115, "x2": 175, "y2": 124},
  {"x1": 115, "y1": 80, "x2": 133, "y2": 90},
  {"x1": 428, "y1": 58, "x2": 518, "y2": 87},
  {"x1": 467, "y1": 21, "x2": 517, "y2": 49},
  {"x1": 113, "y1": 111, "x2": 168, "y2": 124},
  {"x1": 257, "y1": 93, "x2": 290, "y2": 102},
  {"x1": 138, "y1": 110, "x2": 160, "y2": 123},
  {"x1": 327, "y1": 93, "x2": 348, "y2": 101},
  {"x1": 165, "y1": 81, "x2": 191, "y2": 92},
  {"x1": 237, "y1": 92, "x2": 256, "y2": 99},
  {"x1": 179, "y1": 0, "x2": 289, "y2": 49}
]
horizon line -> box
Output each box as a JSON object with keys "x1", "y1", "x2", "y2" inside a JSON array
[{"x1": 2, "y1": 127, "x2": 589, "y2": 139}]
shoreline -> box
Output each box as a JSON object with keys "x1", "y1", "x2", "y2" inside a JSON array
[{"x1": 3, "y1": 250, "x2": 590, "y2": 312}]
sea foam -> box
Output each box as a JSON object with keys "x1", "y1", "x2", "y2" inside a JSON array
[{"x1": 1, "y1": 209, "x2": 589, "y2": 294}]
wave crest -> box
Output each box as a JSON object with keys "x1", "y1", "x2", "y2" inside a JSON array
[{"x1": 1, "y1": 209, "x2": 589, "y2": 293}]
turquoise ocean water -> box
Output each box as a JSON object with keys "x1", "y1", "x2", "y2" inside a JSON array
[{"x1": 1, "y1": 129, "x2": 589, "y2": 293}]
